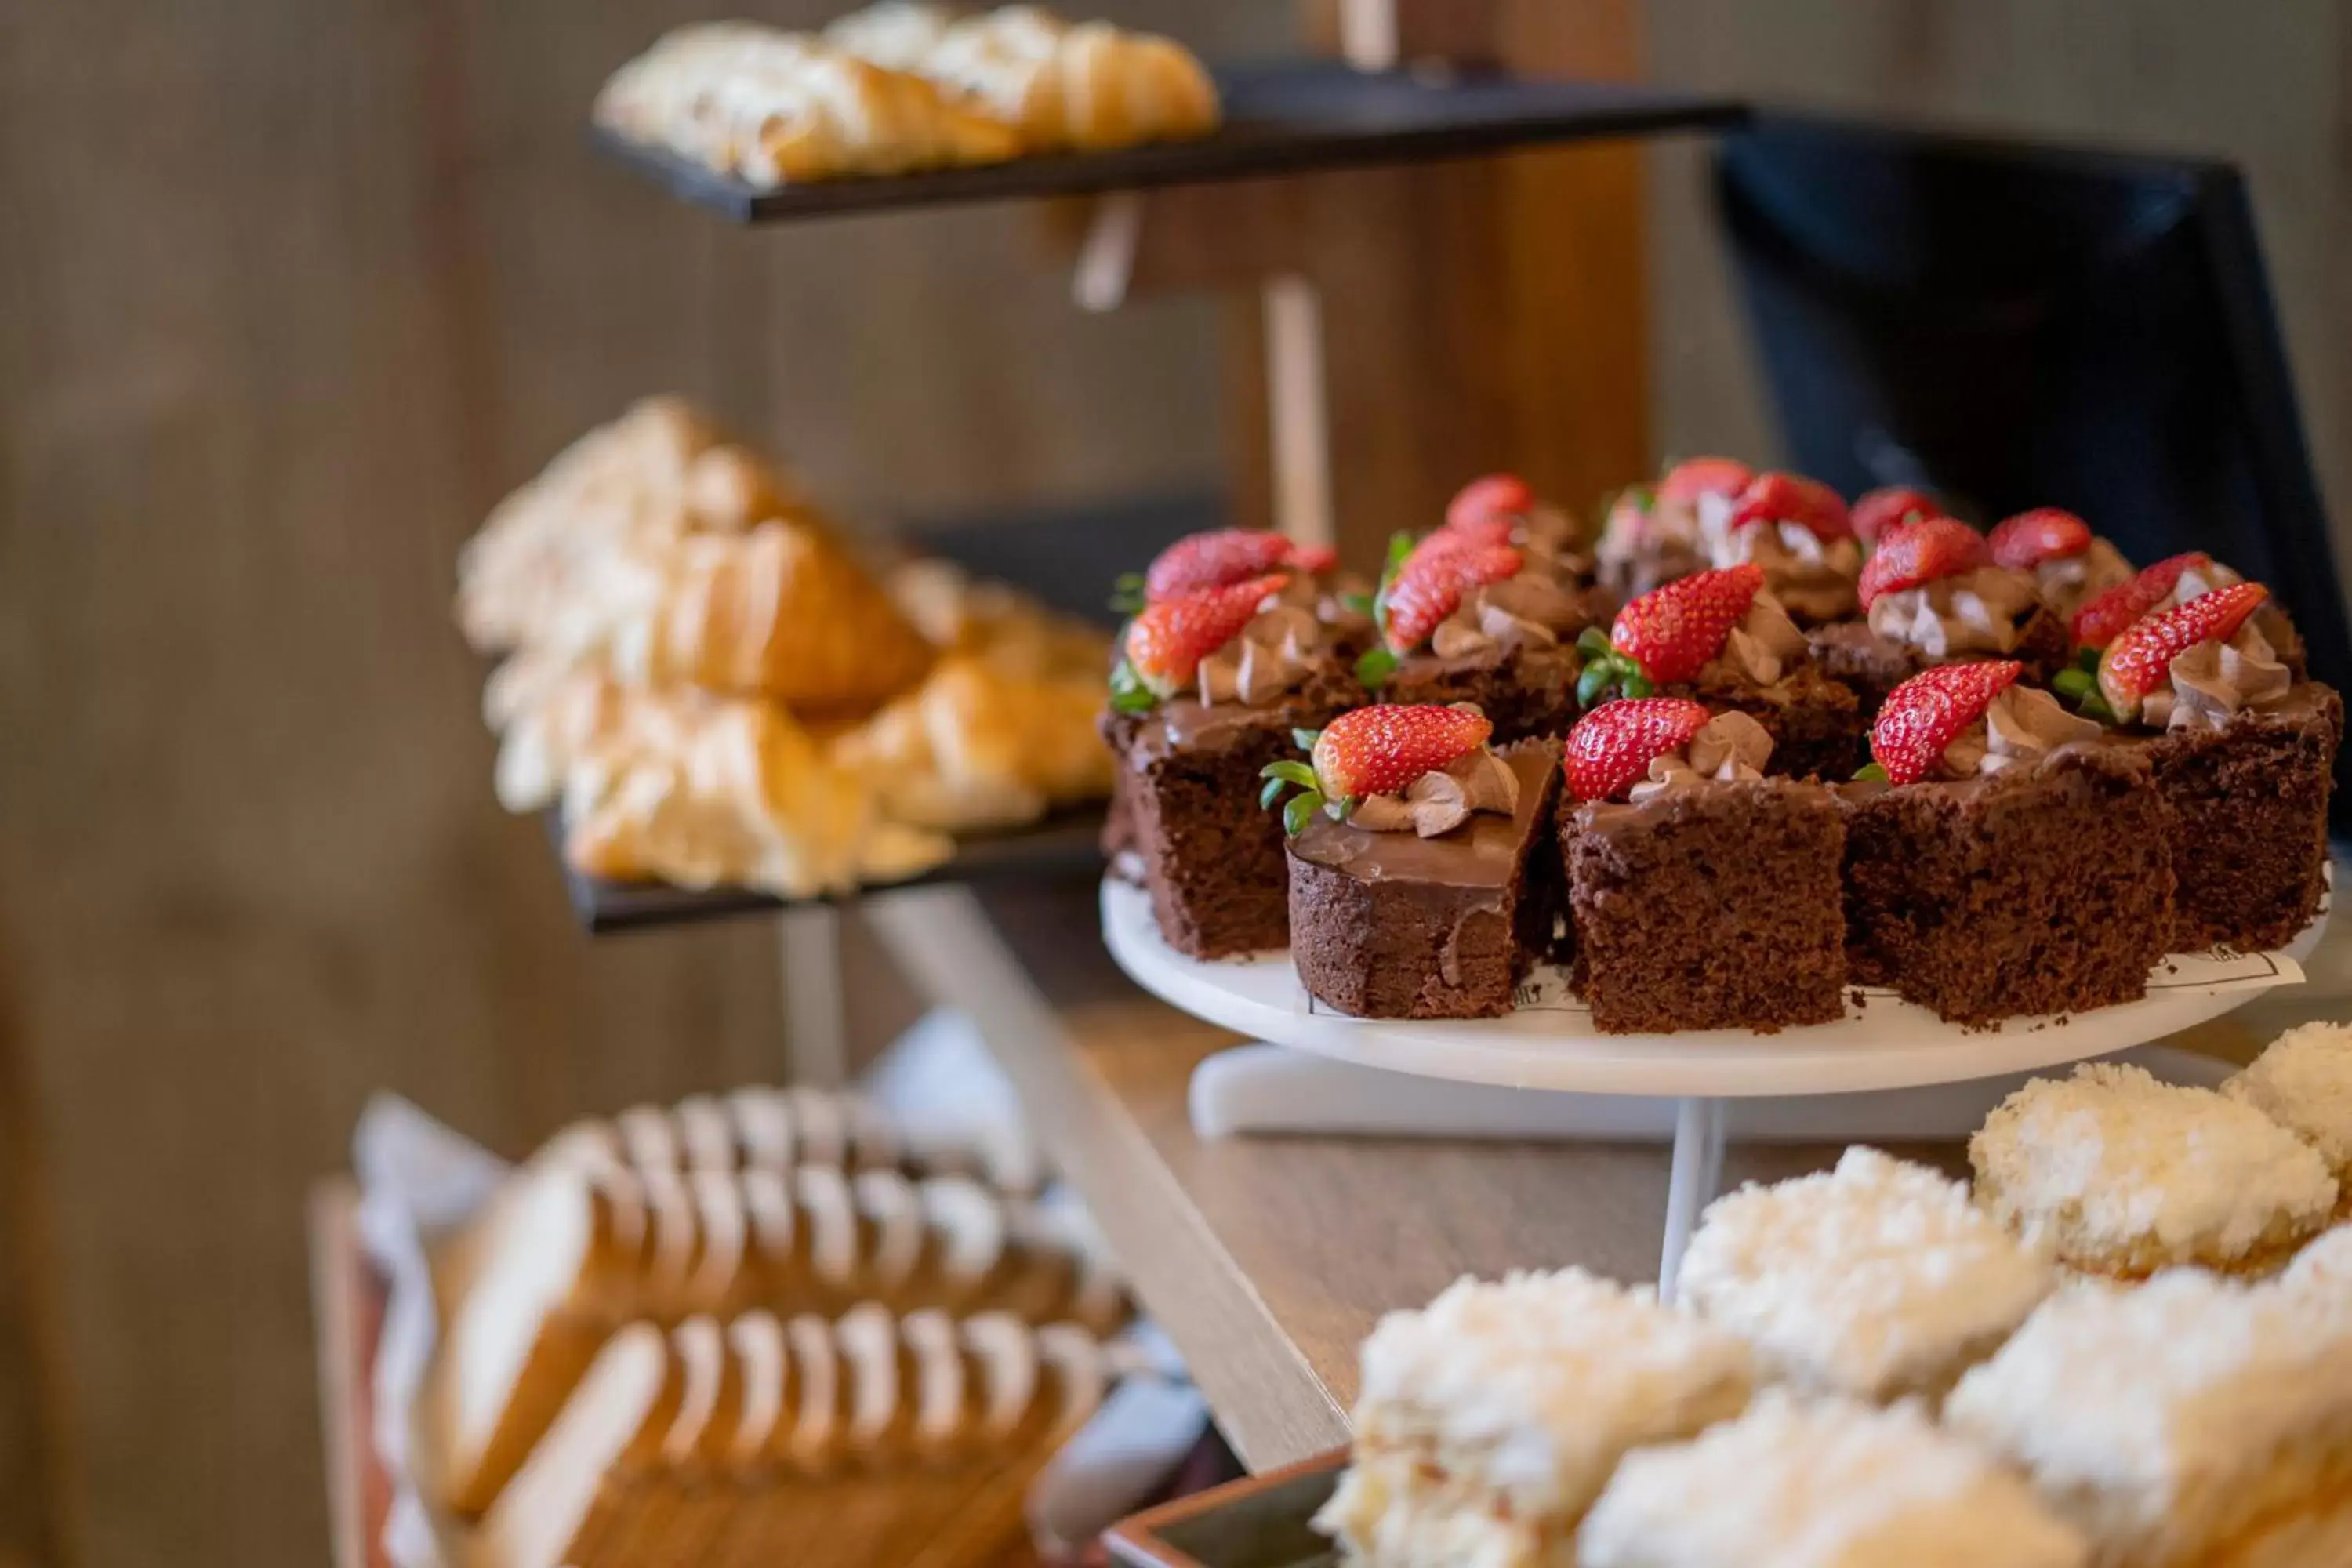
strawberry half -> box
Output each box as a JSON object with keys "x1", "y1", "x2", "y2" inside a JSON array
[
  {"x1": 1659, "y1": 456, "x2": 1754, "y2": 504},
  {"x1": 1563, "y1": 698, "x2": 1712, "y2": 802},
  {"x1": 1851, "y1": 486, "x2": 1941, "y2": 547},
  {"x1": 1866, "y1": 661, "x2": 2024, "y2": 785},
  {"x1": 1121, "y1": 529, "x2": 1323, "y2": 609},
  {"x1": 2069, "y1": 551, "x2": 2214, "y2": 651},
  {"x1": 1358, "y1": 532, "x2": 1523, "y2": 685},
  {"x1": 1260, "y1": 703, "x2": 1494, "y2": 834},
  {"x1": 2095, "y1": 581, "x2": 2270, "y2": 723},
  {"x1": 1109, "y1": 572, "x2": 1289, "y2": 711},
  {"x1": 1574, "y1": 565, "x2": 1766, "y2": 706},
  {"x1": 1446, "y1": 474, "x2": 1536, "y2": 533},
  {"x1": 1987, "y1": 508, "x2": 2092, "y2": 570},
  {"x1": 1856, "y1": 517, "x2": 1991, "y2": 610},
  {"x1": 1727, "y1": 471, "x2": 1852, "y2": 542}
]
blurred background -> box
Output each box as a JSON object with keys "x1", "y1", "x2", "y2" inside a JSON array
[{"x1": 1, "y1": 1, "x2": 2346, "y2": 1564}]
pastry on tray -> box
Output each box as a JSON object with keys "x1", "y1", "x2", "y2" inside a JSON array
[
  {"x1": 1838, "y1": 661, "x2": 2173, "y2": 1023},
  {"x1": 594, "y1": 23, "x2": 1021, "y2": 186},
  {"x1": 1811, "y1": 515, "x2": 2070, "y2": 713},
  {"x1": 2072, "y1": 579, "x2": 2340, "y2": 953},
  {"x1": 1699, "y1": 469, "x2": 1865, "y2": 625},
  {"x1": 1944, "y1": 1269, "x2": 2352, "y2": 1566},
  {"x1": 833, "y1": 652, "x2": 1110, "y2": 832},
  {"x1": 1268, "y1": 706, "x2": 1560, "y2": 1019},
  {"x1": 1984, "y1": 506, "x2": 2133, "y2": 623},
  {"x1": 1594, "y1": 457, "x2": 1750, "y2": 602},
  {"x1": 1577, "y1": 1391, "x2": 2090, "y2": 1568},
  {"x1": 2223, "y1": 1023, "x2": 2352, "y2": 1215},
  {"x1": 834, "y1": 4, "x2": 1222, "y2": 153},
  {"x1": 1357, "y1": 528, "x2": 1610, "y2": 741},
  {"x1": 1561, "y1": 700, "x2": 1847, "y2": 1034},
  {"x1": 1675, "y1": 1148, "x2": 2054, "y2": 1404},
  {"x1": 1969, "y1": 1062, "x2": 2338, "y2": 1279},
  {"x1": 1576, "y1": 564, "x2": 1865, "y2": 780},
  {"x1": 1312, "y1": 1269, "x2": 1754, "y2": 1568},
  {"x1": 1100, "y1": 570, "x2": 1358, "y2": 956}
]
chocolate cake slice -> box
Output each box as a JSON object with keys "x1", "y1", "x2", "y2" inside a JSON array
[
  {"x1": 1285, "y1": 739, "x2": 1561, "y2": 1019},
  {"x1": 1559, "y1": 703, "x2": 1847, "y2": 1033}
]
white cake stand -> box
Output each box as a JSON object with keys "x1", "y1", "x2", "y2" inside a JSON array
[{"x1": 1100, "y1": 877, "x2": 2322, "y2": 1297}]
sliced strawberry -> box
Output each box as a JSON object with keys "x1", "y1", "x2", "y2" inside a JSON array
[
  {"x1": 1728, "y1": 471, "x2": 1852, "y2": 542},
  {"x1": 1111, "y1": 572, "x2": 1288, "y2": 709},
  {"x1": 1260, "y1": 703, "x2": 1494, "y2": 833},
  {"x1": 1987, "y1": 508, "x2": 2092, "y2": 570},
  {"x1": 1382, "y1": 536, "x2": 1523, "y2": 655},
  {"x1": 2096, "y1": 581, "x2": 2270, "y2": 722},
  {"x1": 1563, "y1": 698, "x2": 1712, "y2": 802},
  {"x1": 1138, "y1": 529, "x2": 1303, "y2": 604},
  {"x1": 1659, "y1": 457, "x2": 1753, "y2": 504},
  {"x1": 2069, "y1": 551, "x2": 2213, "y2": 650},
  {"x1": 1851, "y1": 486, "x2": 1941, "y2": 546},
  {"x1": 1446, "y1": 474, "x2": 1535, "y2": 533},
  {"x1": 1606, "y1": 565, "x2": 1766, "y2": 684},
  {"x1": 1290, "y1": 543, "x2": 1338, "y2": 574},
  {"x1": 1867, "y1": 661, "x2": 2024, "y2": 785},
  {"x1": 1856, "y1": 517, "x2": 1991, "y2": 610}
]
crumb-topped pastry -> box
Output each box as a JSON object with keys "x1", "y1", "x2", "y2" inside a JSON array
[
  {"x1": 2223, "y1": 1022, "x2": 2352, "y2": 1214},
  {"x1": 1358, "y1": 529, "x2": 1607, "y2": 741},
  {"x1": 1676, "y1": 1148, "x2": 2053, "y2": 1403},
  {"x1": 1970, "y1": 1062, "x2": 2339, "y2": 1279},
  {"x1": 1838, "y1": 662, "x2": 2174, "y2": 1022},
  {"x1": 1813, "y1": 516, "x2": 2070, "y2": 713},
  {"x1": 2281, "y1": 1223, "x2": 2352, "y2": 1301},
  {"x1": 1945, "y1": 1270, "x2": 2352, "y2": 1566},
  {"x1": 1313, "y1": 1269, "x2": 1754, "y2": 1567},
  {"x1": 1595, "y1": 457, "x2": 1751, "y2": 602},
  {"x1": 1578, "y1": 564, "x2": 1865, "y2": 780},
  {"x1": 1985, "y1": 506, "x2": 2133, "y2": 622},
  {"x1": 1269, "y1": 706, "x2": 1561, "y2": 1019},
  {"x1": 2076, "y1": 579, "x2": 2340, "y2": 953},
  {"x1": 1701, "y1": 470, "x2": 1864, "y2": 626},
  {"x1": 1100, "y1": 572, "x2": 1356, "y2": 957},
  {"x1": 1577, "y1": 1391, "x2": 2089, "y2": 1568},
  {"x1": 1563, "y1": 701, "x2": 1846, "y2": 1033}
]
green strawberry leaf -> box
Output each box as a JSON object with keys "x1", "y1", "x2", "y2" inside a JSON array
[
  {"x1": 1282, "y1": 793, "x2": 1321, "y2": 837},
  {"x1": 2079, "y1": 691, "x2": 2118, "y2": 724},
  {"x1": 1325, "y1": 796, "x2": 1353, "y2": 822},
  {"x1": 1290, "y1": 728, "x2": 1323, "y2": 753},
  {"x1": 2074, "y1": 646, "x2": 2102, "y2": 673},
  {"x1": 1853, "y1": 761, "x2": 1889, "y2": 782},
  {"x1": 1107, "y1": 658, "x2": 1158, "y2": 713},
  {"x1": 1622, "y1": 670, "x2": 1653, "y2": 699},
  {"x1": 1108, "y1": 572, "x2": 1145, "y2": 614},
  {"x1": 1340, "y1": 591, "x2": 1375, "y2": 618},
  {"x1": 2051, "y1": 667, "x2": 2095, "y2": 700},
  {"x1": 1261, "y1": 760, "x2": 1321, "y2": 789},
  {"x1": 1576, "y1": 626, "x2": 1615, "y2": 659},
  {"x1": 1260, "y1": 777, "x2": 1286, "y2": 809},
  {"x1": 1576, "y1": 660, "x2": 1614, "y2": 710},
  {"x1": 1355, "y1": 645, "x2": 1399, "y2": 689}
]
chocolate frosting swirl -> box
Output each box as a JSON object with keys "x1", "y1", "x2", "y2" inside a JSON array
[
  {"x1": 1866, "y1": 566, "x2": 2041, "y2": 657},
  {"x1": 1598, "y1": 495, "x2": 1708, "y2": 599},
  {"x1": 2140, "y1": 622, "x2": 2292, "y2": 731},
  {"x1": 1627, "y1": 711, "x2": 1775, "y2": 803},
  {"x1": 1428, "y1": 572, "x2": 1585, "y2": 659},
  {"x1": 1711, "y1": 521, "x2": 1864, "y2": 622},
  {"x1": 1193, "y1": 604, "x2": 1327, "y2": 705},
  {"x1": 1936, "y1": 684, "x2": 2103, "y2": 778},
  {"x1": 2033, "y1": 537, "x2": 2133, "y2": 617},
  {"x1": 1348, "y1": 746, "x2": 1523, "y2": 837},
  {"x1": 1708, "y1": 593, "x2": 1809, "y2": 685}
]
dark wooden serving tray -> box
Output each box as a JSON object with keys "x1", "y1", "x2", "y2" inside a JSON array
[
  {"x1": 597, "y1": 61, "x2": 1745, "y2": 223},
  {"x1": 1104, "y1": 1450, "x2": 1349, "y2": 1568}
]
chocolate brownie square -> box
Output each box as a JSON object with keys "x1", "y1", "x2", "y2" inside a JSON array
[
  {"x1": 1381, "y1": 644, "x2": 1583, "y2": 743},
  {"x1": 1839, "y1": 744, "x2": 2175, "y2": 1023},
  {"x1": 2143, "y1": 682, "x2": 2341, "y2": 953},
  {"x1": 1285, "y1": 742, "x2": 1561, "y2": 1018},
  {"x1": 1808, "y1": 609, "x2": 2072, "y2": 718},
  {"x1": 1565, "y1": 780, "x2": 1848, "y2": 1033}
]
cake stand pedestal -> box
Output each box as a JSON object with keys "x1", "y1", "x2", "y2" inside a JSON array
[{"x1": 1098, "y1": 878, "x2": 2319, "y2": 1298}]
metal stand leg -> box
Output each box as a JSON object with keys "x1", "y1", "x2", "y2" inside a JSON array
[
  {"x1": 779, "y1": 905, "x2": 850, "y2": 1089},
  {"x1": 1658, "y1": 1097, "x2": 1727, "y2": 1304}
]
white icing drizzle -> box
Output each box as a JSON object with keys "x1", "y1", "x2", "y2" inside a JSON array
[{"x1": 1867, "y1": 566, "x2": 2041, "y2": 656}]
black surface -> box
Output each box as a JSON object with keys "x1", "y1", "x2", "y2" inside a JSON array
[
  {"x1": 562, "y1": 490, "x2": 1216, "y2": 934},
  {"x1": 1716, "y1": 114, "x2": 2352, "y2": 815},
  {"x1": 597, "y1": 60, "x2": 1746, "y2": 223}
]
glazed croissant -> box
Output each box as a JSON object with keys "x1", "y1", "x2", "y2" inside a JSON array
[
  {"x1": 835, "y1": 654, "x2": 1110, "y2": 833},
  {"x1": 596, "y1": 23, "x2": 1019, "y2": 186},
  {"x1": 832, "y1": 4, "x2": 1221, "y2": 153}
]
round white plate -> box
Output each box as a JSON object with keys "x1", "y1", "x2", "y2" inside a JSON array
[{"x1": 1101, "y1": 877, "x2": 2321, "y2": 1098}]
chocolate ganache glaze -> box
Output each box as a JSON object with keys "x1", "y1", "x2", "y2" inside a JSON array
[{"x1": 1290, "y1": 744, "x2": 1555, "y2": 889}]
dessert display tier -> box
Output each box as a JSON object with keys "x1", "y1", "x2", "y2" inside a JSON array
[
  {"x1": 596, "y1": 62, "x2": 1745, "y2": 223},
  {"x1": 1101, "y1": 877, "x2": 2323, "y2": 1098}
]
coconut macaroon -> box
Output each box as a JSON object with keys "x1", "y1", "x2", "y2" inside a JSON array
[
  {"x1": 2223, "y1": 1021, "x2": 2352, "y2": 1215},
  {"x1": 1944, "y1": 1269, "x2": 2352, "y2": 1566},
  {"x1": 1675, "y1": 1147, "x2": 2054, "y2": 1403},
  {"x1": 1576, "y1": 1391, "x2": 2089, "y2": 1568},
  {"x1": 1969, "y1": 1062, "x2": 2338, "y2": 1278},
  {"x1": 1313, "y1": 1269, "x2": 1754, "y2": 1568}
]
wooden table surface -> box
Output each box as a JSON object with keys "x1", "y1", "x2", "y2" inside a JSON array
[{"x1": 967, "y1": 866, "x2": 2347, "y2": 1472}]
